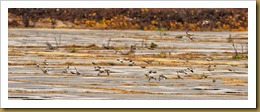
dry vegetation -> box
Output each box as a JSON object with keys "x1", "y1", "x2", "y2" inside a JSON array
[{"x1": 9, "y1": 8, "x2": 247, "y2": 31}]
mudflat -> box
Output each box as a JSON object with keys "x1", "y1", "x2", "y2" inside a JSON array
[{"x1": 8, "y1": 29, "x2": 248, "y2": 100}]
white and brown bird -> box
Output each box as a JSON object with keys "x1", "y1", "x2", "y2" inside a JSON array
[
  {"x1": 143, "y1": 60, "x2": 154, "y2": 64},
  {"x1": 207, "y1": 65, "x2": 215, "y2": 71},
  {"x1": 159, "y1": 75, "x2": 168, "y2": 81},
  {"x1": 227, "y1": 67, "x2": 235, "y2": 72},
  {"x1": 128, "y1": 61, "x2": 135, "y2": 66},
  {"x1": 187, "y1": 67, "x2": 194, "y2": 73},
  {"x1": 177, "y1": 75, "x2": 184, "y2": 80},
  {"x1": 117, "y1": 58, "x2": 124, "y2": 63},
  {"x1": 45, "y1": 41, "x2": 54, "y2": 51},
  {"x1": 74, "y1": 67, "x2": 80, "y2": 75},
  {"x1": 177, "y1": 70, "x2": 187, "y2": 75},
  {"x1": 34, "y1": 61, "x2": 40, "y2": 67},
  {"x1": 185, "y1": 29, "x2": 194, "y2": 40},
  {"x1": 140, "y1": 65, "x2": 146, "y2": 69},
  {"x1": 206, "y1": 58, "x2": 213, "y2": 61},
  {"x1": 41, "y1": 67, "x2": 49, "y2": 75},
  {"x1": 43, "y1": 60, "x2": 48, "y2": 66},
  {"x1": 199, "y1": 72, "x2": 208, "y2": 79},
  {"x1": 69, "y1": 67, "x2": 80, "y2": 75},
  {"x1": 149, "y1": 70, "x2": 157, "y2": 74},
  {"x1": 97, "y1": 69, "x2": 110, "y2": 76},
  {"x1": 92, "y1": 62, "x2": 96, "y2": 65},
  {"x1": 213, "y1": 78, "x2": 216, "y2": 83},
  {"x1": 62, "y1": 66, "x2": 70, "y2": 73},
  {"x1": 94, "y1": 66, "x2": 102, "y2": 71},
  {"x1": 144, "y1": 74, "x2": 157, "y2": 81}
]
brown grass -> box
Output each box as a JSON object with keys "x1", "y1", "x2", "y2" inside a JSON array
[
  {"x1": 145, "y1": 82, "x2": 158, "y2": 86},
  {"x1": 199, "y1": 84, "x2": 215, "y2": 86},
  {"x1": 8, "y1": 53, "x2": 25, "y2": 56},
  {"x1": 62, "y1": 44, "x2": 102, "y2": 50},
  {"x1": 9, "y1": 33, "x2": 29, "y2": 37},
  {"x1": 8, "y1": 61, "x2": 35, "y2": 66},
  {"x1": 122, "y1": 83, "x2": 138, "y2": 86},
  {"x1": 217, "y1": 77, "x2": 248, "y2": 84},
  {"x1": 76, "y1": 85, "x2": 162, "y2": 94},
  {"x1": 230, "y1": 84, "x2": 245, "y2": 86},
  {"x1": 170, "y1": 83, "x2": 187, "y2": 86}
]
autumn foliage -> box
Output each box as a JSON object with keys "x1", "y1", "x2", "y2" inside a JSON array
[{"x1": 8, "y1": 8, "x2": 248, "y2": 31}]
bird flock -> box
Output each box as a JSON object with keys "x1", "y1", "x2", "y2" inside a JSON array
[
  {"x1": 33, "y1": 55, "x2": 235, "y2": 83},
  {"x1": 34, "y1": 30, "x2": 237, "y2": 84}
]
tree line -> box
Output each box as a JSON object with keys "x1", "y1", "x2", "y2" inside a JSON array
[{"x1": 8, "y1": 8, "x2": 248, "y2": 31}]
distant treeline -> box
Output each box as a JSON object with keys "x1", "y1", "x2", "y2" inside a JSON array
[{"x1": 8, "y1": 8, "x2": 248, "y2": 31}]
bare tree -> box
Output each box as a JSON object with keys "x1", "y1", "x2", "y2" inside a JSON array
[
  {"x1": 53, "y1": 37, "x2": 58, "y2": 47},
  {"x1": 103, "y1": 37, "x2": 112, "y2": 49},
  {"x1": 141, "y1": 39, "x2": 145, "y2": 48},
  {"x1": 231, "y1": 42, "x2": 238, "y2": 58},
  {"x1": 59, "y1": 34, "x2": 61, "y2": 46}
]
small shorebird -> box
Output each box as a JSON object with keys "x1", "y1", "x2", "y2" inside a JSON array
[
  {"x1": 36, "y1": 63, "x2": 40, "y2": 67},
  {"x1": 206, "y1": 58, "x2": 213, "y2": 61},
  {"x1": 45, "y1": 41, "x2": 54, "y2": 51},
  {"x1": 97, "y1": 69, "x2": 110, "y2": 76},
  {"x1": 200, "y1": 73, "x2": 208, "y2": 79},
  {"x1": 43, "y1": 60, "x2": 48, "y2": 66},
  {"x1": 143, "y1": 60, "x2": 154, "y2": 64},
  {"x1": 177, "y1": 70, "x2": 187, "y2": 75},
  {"x1": 41, "y1": 67, "x2": 49, "y2": 75},
  {"x1": 177, "y1": 75, "x2": 184, "y2": 80},
  {"x1": 140, "y1": 65, "x2": 146, "y2": 69},
  {"x1": 128, "y1": 61, "x2": 135, "y2": 66},
  {"x1": 159, "y1": 75, "x2": 168, "y2": 81},
  {"x1": 94, "y1": 66, "x2": 102, "y2": 71},
  {"x1": 62, "y1": 66, "x2": 70, "y2": 73},
  {"x1": 117, "y1": 58, "x2": 124, "y2": 63},
  {"x1": 149, "y1": 70, "x2": 157, "y2": 74},
  {"x1": 144, "y1": 74, "x2": 157, "y2": 81},
  {"x1": 207, "y1": 65, "x2": 215, "y2": 71},
  {"x1": 69, "y1": 67, "x2": 80, "y2": 75},
  {"x1": 187, "y1": 67, "x2": 194, "y2": 73},
  {"x1": 213, "y1": 78, "x2": 216, "y2": 83},
  {"x1": 92, "y1": 62, "x2": 96, "y2": 65},
  {"x1": 228, "y1": 67, "x2": 235, "y2": 72},
  {"x1": 185, "y1": 29, "x2": 194, "y2": 40},
  {"x1": 34, "y1": 61, "x2": 40, "y2": 67}
]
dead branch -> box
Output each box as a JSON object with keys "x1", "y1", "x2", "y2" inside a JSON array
[
  {"x1": 107, "y1": 37, "x2": 111, "y2": 48},
  {"x1": 240, "y1": 44, "x2": 244, "y2": 54},
  {"x1": 59, "y1": 34, "x2": 61, "y2": 46},
  {"x1": 231, "y1": 42, "x2": 238, "y2": 57},
  {"x1": 141, "y1": 39, "x2": 145, "y2": 48},
  {"x1": 103, "y1": 37, "x2": 112, "y2": 49},
  {"x1": 54, "y1": 37, "x2": 58, "y2": 47}
]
